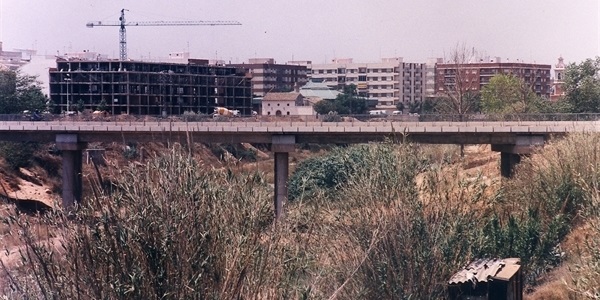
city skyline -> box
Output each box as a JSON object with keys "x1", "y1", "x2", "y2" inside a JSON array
[{"x1": 0, "y1": 0, "x2": 598, "y2": 65}]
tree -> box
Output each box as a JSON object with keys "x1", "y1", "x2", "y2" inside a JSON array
[
  {"x1": 313, "y1": 84, "x2": 368, "y2": 115},
  {"x1": 77, "y1": 99, "x2": 85, "y2": 112},
  {"x1": 0, "y1": 69, "x2": 47, "y2": 114},
  {"x1": 96, "y1": 99, "x2": 108, "y2": 112},
  {"x1": 481, "y1": 74, "x2": 542, "y2": 114},
  {"x1": 407, "y1": 100, "x2": 421, "y2": 114},
  {"x1": 563, "y1": 57, "x2": 600, "y2": 113},
  {"x1": 436, "y1": 43, "x2": 481, "y2": 119},
  {"x1": 395, "y1": 101, "x2": 405, "y2": 112}
]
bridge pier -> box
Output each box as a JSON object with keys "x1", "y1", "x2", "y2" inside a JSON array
[
  {"x1": 492, "y1": 135, "x2": 544, "y2": 178},
  {"x1": 272, "y1": 135, "x2": 295, "y2": 220},
  {"x1": 56, "y1": 134, "x2": 86, "y2": 209},
  {"x1": 499, "y1": 152, "x2": 522, "y2": 178}
]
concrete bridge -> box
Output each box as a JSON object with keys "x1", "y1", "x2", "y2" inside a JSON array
[{"x1": 0, "y1": 119, "x2": 598, "y2": 218}]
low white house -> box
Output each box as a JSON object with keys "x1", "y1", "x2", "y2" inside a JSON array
[{"x1": 262, "y1": 92, "x2": 314, "y2": 116}]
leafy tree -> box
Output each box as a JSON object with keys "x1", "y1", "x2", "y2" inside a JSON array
[
  {"x1": 77, "y1": 99, "x2": 85, "y2": 112},
  {"x1": 0, "y1": 69, "x2": 47, "y2": 114},
  {"x1": 564, "y1": 57, "x2": 600, "y2": 113},
  {"x1": 421, "y1": 98, "x2": 439, "y2": 113},
  {"x1": 481, "y1": 73, "x2": 571, "y2": 115},
  {"x1": 313, "y1": 99, "x2": 337, "y2": 115},
  {"x1": 96, "y1": 99, "x2": 108, "y2": 112},
  {"x1": 395, "y1": 101, "x2": 405, "y2": 112},
  {"x1": 407, "y1": 100, "x2": 421, "y2": 113},
  {"x1": 481, "y1": 74, "x2": 541, "y2": 114},
  {"x1": 313, "y1": 84, "x2": 368, "y2": 115}
]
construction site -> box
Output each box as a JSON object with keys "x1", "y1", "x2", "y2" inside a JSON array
[{"x1": 48, "y1": 59, "x2": 252, "y2": 116}]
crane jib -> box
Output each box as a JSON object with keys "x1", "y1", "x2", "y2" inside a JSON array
[{"x1": 86, "y1": 9, "x2": 241, "y2": 60}]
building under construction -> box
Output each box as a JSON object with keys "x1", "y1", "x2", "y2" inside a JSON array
[{"x1": 49, "y1": 59, "x2": 252, "y2": 116}]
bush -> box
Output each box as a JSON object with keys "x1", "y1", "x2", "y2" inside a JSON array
[
  {"x1": 123, "y1": 143, "x2": 138, "y2": 159},
  {"x1": 322, "y1": 111, "x2": 342, "y2": 122},
  {"x1": 208, "y1": 143, "x2": 257, "y2": 162},
  {"x1": 0, "y1": 141, "x2": 39, "y2": 170}
]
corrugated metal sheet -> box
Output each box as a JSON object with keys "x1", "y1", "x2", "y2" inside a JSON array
[{"x1": 448, "y1": 258, "x2": 521, "y2": 285}]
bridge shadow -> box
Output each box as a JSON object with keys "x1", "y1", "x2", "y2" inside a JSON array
[{"x1": 0, "y1": 195, "x2": 52, "y2": 215}]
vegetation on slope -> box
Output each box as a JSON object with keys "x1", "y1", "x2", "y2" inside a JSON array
[{"x1": 3, "y1": 135, "x2": 600, "y2": 298}]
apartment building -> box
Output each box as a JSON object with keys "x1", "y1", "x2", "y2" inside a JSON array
[
  {"x1": 49, "y1": 59, "x2": 252, "y2": 115},
  {"x1": 229, "y1": 58, "x2": 309, "y2": 97},
  {"x1": 0, "y1": 41, "x2": 31, "y2": 70},
  {"x1": 308, "y1": 58, "x2": 425, "y2": 108},
  {"x1": 435, "y1": 58, "x2": 552, "y2": 98},
  {"x1": 425, "y1": 58, "x2": 443, "y2": 100}
]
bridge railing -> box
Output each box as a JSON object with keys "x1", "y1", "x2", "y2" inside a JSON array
[{"x1": 0, "y1": 113, "x2": 600, "y2": 125}]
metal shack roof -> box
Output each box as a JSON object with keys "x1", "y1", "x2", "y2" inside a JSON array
[{"x1": 448, "y1": 258, "x2": 521, "y2": 285}]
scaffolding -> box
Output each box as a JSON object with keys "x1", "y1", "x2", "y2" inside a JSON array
[{"x1": 49, "y1": 59, "x2": 252, "y2": 116}]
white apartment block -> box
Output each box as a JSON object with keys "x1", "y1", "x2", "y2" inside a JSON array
[{"x1": 308, "y1": 58, "x2": 424, "y2": 108}]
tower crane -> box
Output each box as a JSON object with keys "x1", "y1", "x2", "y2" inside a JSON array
[{"x1": 86, "y1": 9, "x2": 241, "y2": 61}]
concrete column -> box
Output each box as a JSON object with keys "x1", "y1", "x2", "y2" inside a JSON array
[
  {"x1": 272, "y1": 135, "x2": 295, "y2": 220},
  {"x1": 500, "y1": 152, "x2": 521, "y2": 178},
  {"x1": 61, "y1": 149, "x2": 83, "y2": 207},
  {"x1": 56, "y1": 134, "x2": 86, "y2": 209},
  {"x1": 274, "y1": 152, "x2": 289, "y2": 220}
]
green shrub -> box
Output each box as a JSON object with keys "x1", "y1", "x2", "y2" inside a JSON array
[
  {"x1": 0, "y1": 141, "x2": 39, "y2": 170},
  {"x1": 123, "y1": 143, "x2": 138, "y2": 159}
]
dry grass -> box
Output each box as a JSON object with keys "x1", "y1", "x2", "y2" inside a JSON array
[{"x1": 3, "y1": 134, "x2": 600, "y2": 298}]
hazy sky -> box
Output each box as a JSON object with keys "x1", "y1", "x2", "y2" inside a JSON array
[{"x1": 1, "y1": 0, "x2": 598, "y2": 65}]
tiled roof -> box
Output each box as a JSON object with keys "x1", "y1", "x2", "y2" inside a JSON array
[{"x1": 263, "y1": 92, "x2": 302, "y2": 101}]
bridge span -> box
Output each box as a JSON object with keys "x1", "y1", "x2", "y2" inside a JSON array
[{"x1": 0, "y1": 119, "x2": 597, "y2": 218}]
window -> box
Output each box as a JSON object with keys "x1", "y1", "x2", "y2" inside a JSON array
[
  {"x1": 359, "y1": 75, "x2": 367, "y2": 81},
  {"x1": 287, "y1": 103, "x2": 290, "y2": 106},
  {"x1": 286, "y1": 111, "x2": 290, "y2": 115}
]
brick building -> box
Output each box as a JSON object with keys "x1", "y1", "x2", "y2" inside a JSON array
[{"x1": 435, "y1": 60, "x2": 552, "y2": 98}]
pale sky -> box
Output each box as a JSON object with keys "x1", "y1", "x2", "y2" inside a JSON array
[{"x1": 0, "y1": 0, "x2": 598, "y2": 65}]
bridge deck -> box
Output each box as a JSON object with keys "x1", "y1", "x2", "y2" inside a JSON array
[{"x1": 0, "y1": 120, "x2": 596, "y2": 144}]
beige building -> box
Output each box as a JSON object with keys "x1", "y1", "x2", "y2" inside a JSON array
[
  {"x1": 229, "y1": 58, "x2": 309, "y2": 97},
  {"x1": 308, "y1": 58, "x2": 424, "y2": 108}
]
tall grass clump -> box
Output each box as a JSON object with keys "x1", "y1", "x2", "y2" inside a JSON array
[
  {"x1": 2, "y1": 148, "x2": 318, "y2": 299},
  {"x1": 483, "y1": 133, "x2": 600, "y2": 286},
  {"x1": 556, "y1": 135, "x2": 600, "y2": 297},
  {"x1": 288, "y1": 143, "x2": 490, "y2": 298}
]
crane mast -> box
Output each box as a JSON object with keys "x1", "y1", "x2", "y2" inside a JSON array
[
  {"x1": 119, "y1": 9, "x2": 127, "y2": 61},
  {"x1": 86, "y1": 9, "x2": 242, "y2": 61}
]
